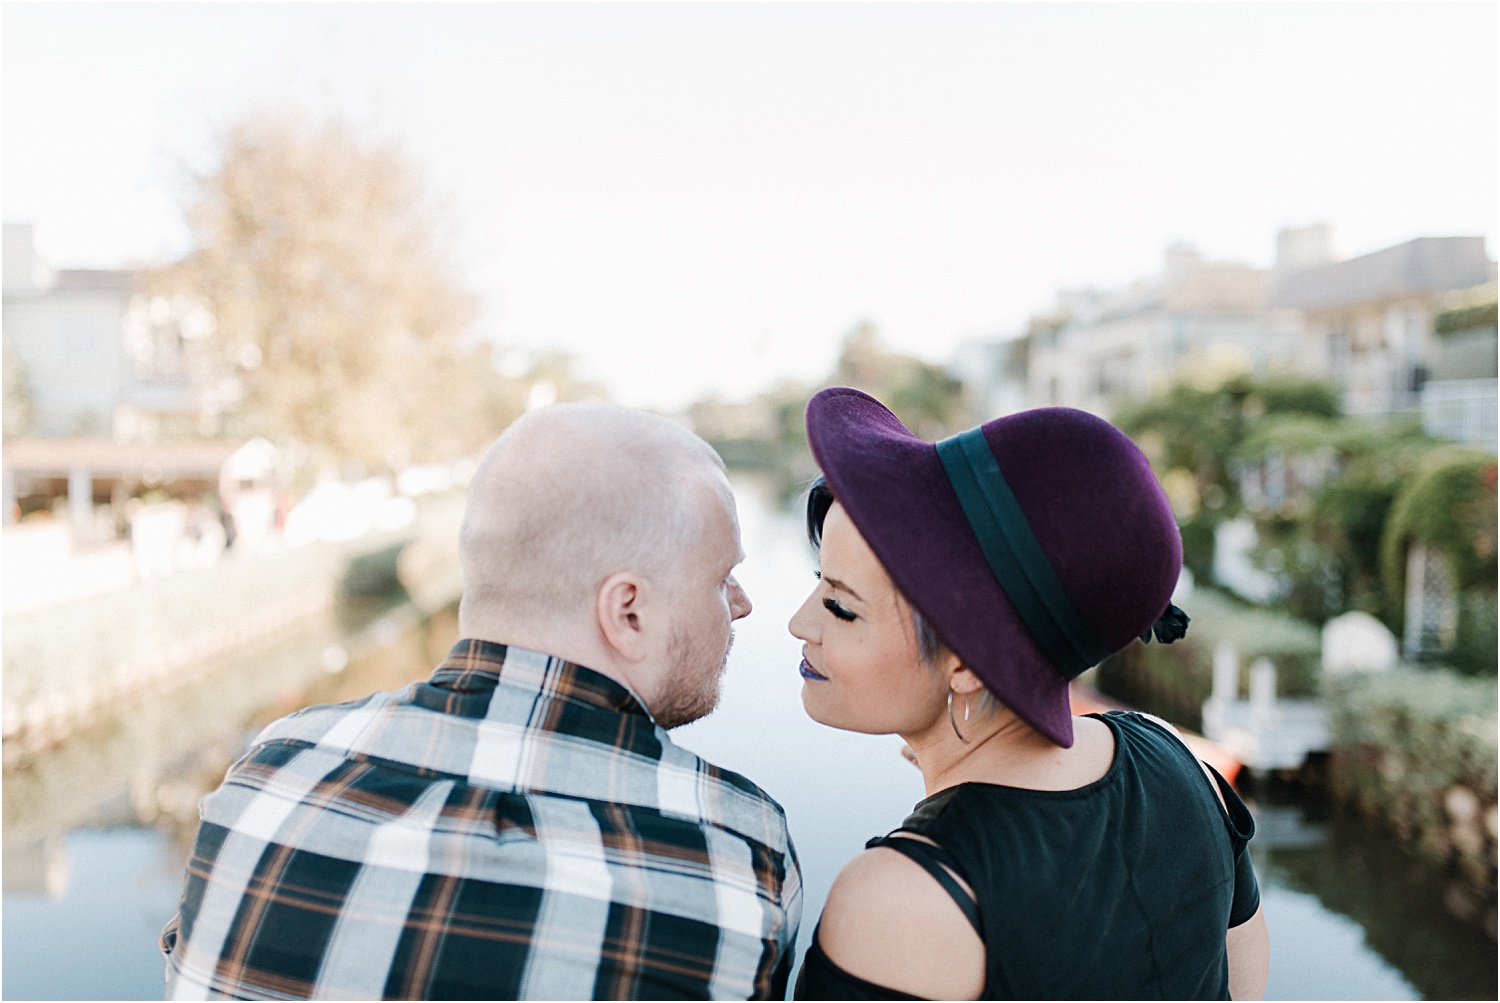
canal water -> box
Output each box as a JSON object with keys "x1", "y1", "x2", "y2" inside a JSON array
[{"x1": 3, "y1": 474, "x2": 1495, "y2": 1000}]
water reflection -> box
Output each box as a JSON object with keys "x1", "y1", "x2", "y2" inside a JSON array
[
  {"x1": 2, "y1": 592, "x2": 462, "y2": 1000},
  {"x1": 2, "y1": 473, "x2": 1494, "y2": 1001},
  {"x1": 5, "y1": 828, "x2": 186, "y2": 1001},
  {"x1": 3, "y1": 592, "x2": 458, "y2": 856},
  {"x1": 1252, "y1": 787, "x2": 1497, "y2": 1001}
]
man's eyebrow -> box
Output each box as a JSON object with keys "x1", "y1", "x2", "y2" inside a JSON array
[{"x1": 822, "y1": 575, "x2": 865, "y2": 603}]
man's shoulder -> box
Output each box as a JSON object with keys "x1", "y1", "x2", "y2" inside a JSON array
[
  {"x1": 249, "y1": 687, "x2": 408, "y2": 749},
  {"x1": 695, "y1": 753, "x2": 788, "y2": 821},
  {"x1": 221, "y1": 684, "x2": 796, "y2": 865},
  {"x1": 655, "y1": 735, "x2": 796, "y2": 860}
]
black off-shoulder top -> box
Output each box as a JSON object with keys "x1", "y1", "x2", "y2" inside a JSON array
[{"x1": 794, "y1": 712, "x2": 1259, "y2": 1001}]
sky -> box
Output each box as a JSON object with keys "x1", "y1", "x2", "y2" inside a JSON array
[{"x1": 4, "y1": 3, "x2": 1497, "y2": 409}]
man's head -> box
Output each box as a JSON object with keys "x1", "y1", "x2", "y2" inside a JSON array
[{"x1": 459, "y1": 402, "x2": 751, "y2": 728}]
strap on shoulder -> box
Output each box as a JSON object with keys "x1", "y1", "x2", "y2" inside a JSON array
[
  {"x1": 1202, "y1": 762, "x2": 1257, "y2": 842},
  {"x1": 865, "y1": 832, "x2": 984, "y2": 939}
]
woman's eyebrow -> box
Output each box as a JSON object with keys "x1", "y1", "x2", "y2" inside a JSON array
[{"x1": 822, "y1": 575, "x2": 865, "y2": 603}]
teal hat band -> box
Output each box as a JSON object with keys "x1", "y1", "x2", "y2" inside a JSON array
[{"x1": 935, "y1": 427, "x2": 1112, "y2": 680}]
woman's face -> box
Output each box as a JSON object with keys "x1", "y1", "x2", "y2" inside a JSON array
[{"x1": 788, "y1": 501, "x2": 949, "y2": 736}]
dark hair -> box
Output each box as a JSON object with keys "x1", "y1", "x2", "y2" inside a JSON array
[{"x1": 805, "y1": 476, "x2": 947, "y2": 666}]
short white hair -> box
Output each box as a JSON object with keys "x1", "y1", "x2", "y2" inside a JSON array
[{"x1": 459, "y1": 403, "x2": 728, "y2": 627}]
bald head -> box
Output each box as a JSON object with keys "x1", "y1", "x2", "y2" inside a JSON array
[{"x1": 459, "y1": 403, "x2": 731, "y2": 640}]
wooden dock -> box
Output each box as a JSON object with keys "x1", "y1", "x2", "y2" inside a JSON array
[{"x1": 1200, "y1": 646, "x2": 1329, "y2": 774}]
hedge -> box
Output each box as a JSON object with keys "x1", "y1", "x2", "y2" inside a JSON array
[{"x1": 1326, "y1": 667, "x2": 1498, "y2": 890}]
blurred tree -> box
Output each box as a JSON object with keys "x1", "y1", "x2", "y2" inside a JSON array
[
  {"x1": 685, "y1": 321, "x2": 963, "y2": 503},
  {"x1": 158, "y1": 111, "x2": 499, "y2": 470},
  {"x1": 1235, "y1": 414, "x2": 1433, "y2": 625},
  {"x1": 832, "y1": 320, "x2": 965, "y2": 441},
  {"x1": 3, "y1": 339, "x2": 35, "y2": 439},
  {"x1": 515, "y1": 349, "x2": 609, "y2": 412},
  {"x1": 1114, "y1": 374, "x2": 1340, "y2": 582}
]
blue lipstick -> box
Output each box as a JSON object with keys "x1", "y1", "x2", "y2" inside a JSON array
[{"x1": 799, "y1": 659, "x2": 828, "y2": 681}]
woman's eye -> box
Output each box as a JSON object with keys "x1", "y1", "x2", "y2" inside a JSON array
[
  {"x1": 823, "y1": 597, "x2": 857, "y2": 622},
  {"x1": 814, "y1": 570, "x2": 822, "y2": 580}
]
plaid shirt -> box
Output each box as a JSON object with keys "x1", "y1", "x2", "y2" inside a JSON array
[{"x1": 161, "y1": 640, "x2": 802, "y2": 1000}]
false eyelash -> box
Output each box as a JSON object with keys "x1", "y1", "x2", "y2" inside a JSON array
[
  {"x1": 814, "y1": 570, "x2": 822, "y2": 579},
  {"x1": 823, "y1": 597, "x2": 857, "y2": 622}
]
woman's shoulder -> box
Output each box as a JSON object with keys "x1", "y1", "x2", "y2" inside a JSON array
[
  {"x1": 817, "y1": 843, "x2": 985, "y2": 1000},
  {"x1": 1101, "y1": 710, "x2": 1234, "y2": 814}
]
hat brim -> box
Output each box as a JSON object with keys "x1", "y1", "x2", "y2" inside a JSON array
[{"x1": 806, "y1": 388, "x2": 1077, "y2": 747}]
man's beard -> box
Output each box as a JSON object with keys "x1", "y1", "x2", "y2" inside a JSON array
[{"x1": 653, "y1": 626, "x2": 735, "y2": 730}]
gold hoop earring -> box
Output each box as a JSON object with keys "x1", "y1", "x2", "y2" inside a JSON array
[{"x1": 948, "y1": 690, "x2": 970, "y2": 744}]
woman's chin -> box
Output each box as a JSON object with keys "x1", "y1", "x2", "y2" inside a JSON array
[
  {"x1": 799, "y1": 688, "x2": 891, "y2": 735},
  {"x1": 798, "y1": 682, "x2": 823, "y2": 720},
  {"x1": 798, "y1": 684, "x2": 840, "y2": 728}
]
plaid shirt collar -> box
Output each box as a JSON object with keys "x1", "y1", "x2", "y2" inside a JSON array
[
  {"x1": 430, "y1": 637, "x2": 655, "y2": 722},
  {"x1": 247, "y1": 638, "x2": 793, "y2": 836}
]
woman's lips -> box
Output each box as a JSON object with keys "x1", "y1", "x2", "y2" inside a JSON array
[{"x1": 799, "y1": 659, "x2": 828, "y2": 681}]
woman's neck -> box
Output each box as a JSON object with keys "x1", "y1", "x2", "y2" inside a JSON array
[{"x1": 906, "y1": 710, "x2": 1114, "y2": 798}]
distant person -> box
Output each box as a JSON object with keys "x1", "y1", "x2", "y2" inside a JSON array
[
  {"x1": 788, "y1": 387, "x2": 1269, "y2": 1000},
  {"x1": 161, "y1": 403, "x2": 801, "y2": 1000}
]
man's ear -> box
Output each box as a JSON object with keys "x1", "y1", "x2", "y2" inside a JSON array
[{"x1": 596, "y1": 571, "x2": 650, "y2": 663}]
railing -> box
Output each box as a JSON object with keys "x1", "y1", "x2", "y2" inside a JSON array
[{"x1": 1421, "y1": 378, "x2": 1498, "y2": 450}]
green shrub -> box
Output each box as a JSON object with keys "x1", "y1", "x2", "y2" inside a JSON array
[
  {"x1": 1326, "y1": 667, "x2": 1498, "y2": 883},
  {"x1": 1382, "y1": 449, "x2": 1500, "y2": 595},
  {"x1": 1381, "y1": 450, "x2": 1499, "y2": 675},
  {"x1": 1178, "y1": 516, "x2": 1217, "y2": 584},
  {"x1": 1235, "y1": 414, "x2": 1433, "y2": 628},
  {"x1": 1114, "y1": 375, "x2": 1342, "y2": 595},
  {"x1": 1451, "y1": 594, "x2": 1499, "y2": 679},
  {"x1": 1434, "y1": 301, "x2": 1498, "y2": 336}
]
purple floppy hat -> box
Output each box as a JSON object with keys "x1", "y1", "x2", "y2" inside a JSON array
[{"x1": 805, "y1": 386, "x2": 1187, "y2": 748}]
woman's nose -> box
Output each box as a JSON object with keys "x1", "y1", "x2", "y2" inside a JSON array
[{"x1": 787, "y1": 589, "x2": 818, "y2": 642}]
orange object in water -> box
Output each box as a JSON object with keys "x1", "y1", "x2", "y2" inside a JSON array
[{"x1": 1070, "y1": 682, "x2": 1243, "y2": 787}]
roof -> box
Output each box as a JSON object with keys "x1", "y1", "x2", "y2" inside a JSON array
[
  {"x1": 2, "y1": 438, "x2": 245, "y2": 478},
  {"x1": 1267, "y1": 236, "x2": 1495, "y2": 312},
  {"x1": 52, "y1": 269, "x2": 138, "y2": 293},
  {"x1": 1162, "y1": 264, "x2": 1272, "y2": 313}
]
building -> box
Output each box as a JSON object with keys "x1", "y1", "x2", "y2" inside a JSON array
[
  {"x1": 949, "y1": 334, "x2": 1029, "y2": 422},
  {"x1": 1417, "y1": 285, "x2": 1497, "y2": 450},
  {"x1": 1266, "y1": 232, "x2": 1496, "y2": 425},
  {"x1": 3, "y1": 223, "x2": 254, "y2": 548},
  {"x1": 1022, "y1": 241, "x2": 1304, "y2": 418},
  {"x1": 3, "y1": 224, "x2": 136, "y2": 438},
  {"x1": 2, "y1": 223, "x2": 233, "y2": 443}
]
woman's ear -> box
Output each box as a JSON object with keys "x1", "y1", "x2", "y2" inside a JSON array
[
  {"x1": 596, "y1": 571, "x2": 650, "y2": 663},
  {"x1": 947, "y1": 665, "x2": 988, "y2": 697}
]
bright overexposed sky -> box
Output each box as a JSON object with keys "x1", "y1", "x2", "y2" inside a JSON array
[{"x1": 4, "y1": 3, "x2": 1497, "y2": 408}]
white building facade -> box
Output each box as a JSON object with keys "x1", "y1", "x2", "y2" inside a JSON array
[
  {"x1": 3, "y1": 223, "x2": 231, "y2": 443},
  {"x1": 1022, "y1": 242, "x2": 1304, "y2": 418},
  {"x1": 1266, "y1": 234, "x2": 1496, "y2": 424},
  {"x1": 3, "y1": 225, "x2": 134, "y2": 437}
]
